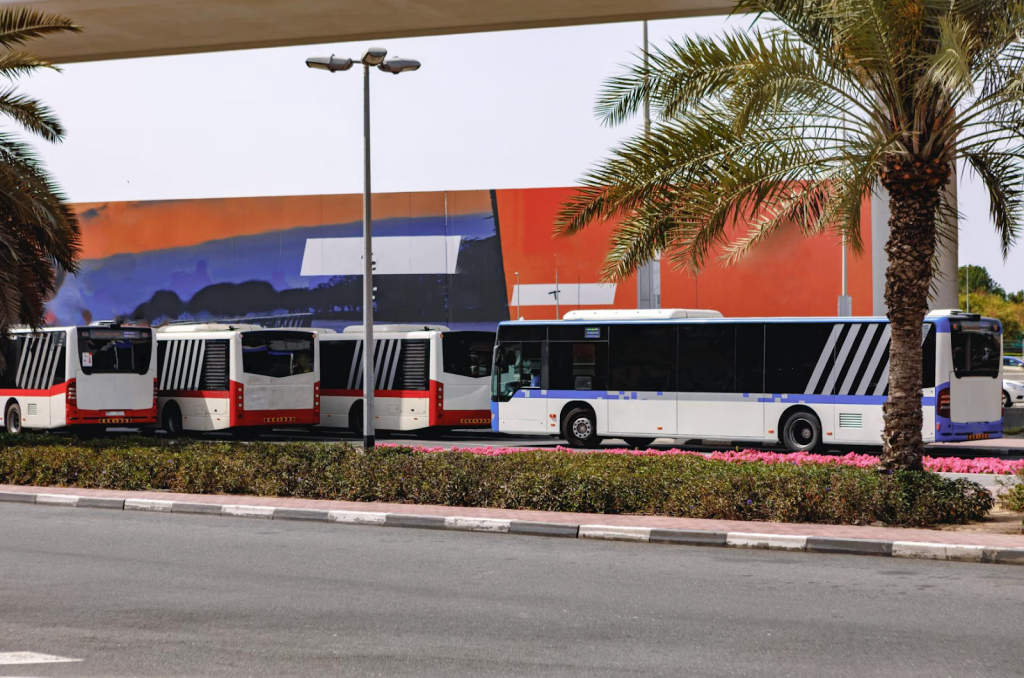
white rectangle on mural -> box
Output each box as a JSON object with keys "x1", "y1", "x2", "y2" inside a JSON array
[
  {"x1": 510, "y1": 283, "x2": 617, "y2": 306},
  {"x1": 300, "y1": 236, "x2": 461, "y2": 276}
]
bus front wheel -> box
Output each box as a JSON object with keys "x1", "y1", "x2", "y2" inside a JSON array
[
  {"x1": 563, "y1": 408, "x2": 602, "y2": 449},
  {"x1": 781, "y1": 411, "x2": 822, "y2": 453},
  {"x1": 5, "y1": 402, "x2": 22, "y2": 435}
]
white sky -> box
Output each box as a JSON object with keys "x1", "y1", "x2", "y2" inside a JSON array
[{"x1": 17, "y1": 13, "x2": 1024, "y2": 292}]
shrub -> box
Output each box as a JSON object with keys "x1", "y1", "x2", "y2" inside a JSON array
[
  {"x1": 0, "y1": 435, "x2": 993, "y2": 527},
  {"x1": 999, "y1": 470, "x2": 1024, "y2": 513}
]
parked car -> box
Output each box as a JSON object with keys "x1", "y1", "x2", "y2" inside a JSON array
[
  {"x1": 1004, "y1": 378, "x2": 1024, "y2": 409},
  {"x1": 1004, "y1": 355, "x2": 1024, "y2": 374}
]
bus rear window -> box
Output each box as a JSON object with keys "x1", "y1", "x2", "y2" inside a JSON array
[
  {"x1": 242, "y1": 331, "x2": 314, "y2": 378},
  {"x1": 77, "y1": 328, "x2": 153, "y2": 375},
  {"x1": 950, "y1": 322, "x2": 1001, "y2": 378},
  {"x1": 443, "y1": 331, "x2": 494, "y2": 378}
]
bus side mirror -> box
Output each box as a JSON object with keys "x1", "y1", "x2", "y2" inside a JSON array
[{"x1": 575, "y1": 376, "x2": 592, "y2": 391}]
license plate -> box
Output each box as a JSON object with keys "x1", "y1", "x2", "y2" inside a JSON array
[{"x1": 105, "y1": 411, "x2": 125, "y2": 416}]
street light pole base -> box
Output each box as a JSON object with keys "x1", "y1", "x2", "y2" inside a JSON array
[{"x1": 363, "y1": 435, "x2": 375, "y2": 449}]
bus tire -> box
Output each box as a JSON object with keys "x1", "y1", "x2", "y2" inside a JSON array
[
  {"x1": 781, "y1": 410, "x2": 822, "y2": 452},
  {"x1": 1004, "y1": 391, "x2": 1013, "y2": 409},
  {"x1": 163, "y1": 402, "x2": 184, "y2": 438},
  {"x1": 349, "y1": 402, "x2": 364, "y2": 436},
  {"x1": 622, "y1": 438, "x2": 656, "y2": 449},
  {"x1": 563, "y1": 407, "x2": 602, "y2": 449},
  {"x1": 5, "y1": 401, "x2": 22, "y2": 435}
]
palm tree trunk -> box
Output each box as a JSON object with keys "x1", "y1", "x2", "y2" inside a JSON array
[{"x1": 879, "y1": 158, "x2": 949, "y2": 471}]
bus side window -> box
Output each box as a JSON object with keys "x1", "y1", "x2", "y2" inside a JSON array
[
  {"x1": 609, "y1": 325, "x2": 676, "y2": 392},
  {"x1": 320, "y1": 341, "x2": 356, "y2": 390},
  {"x1": 0, "y1": 336, "x2": 21, "y2": 388},
  {"x1": 678, "y1": 325, "x2": 734, "y2": 393},
  {"x1": 548, "y1": 342, "x2": 608, "y2": 391}
]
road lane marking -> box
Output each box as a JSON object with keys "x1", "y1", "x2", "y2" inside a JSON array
[{"x1": 0, "y1": 652, "x2": 82, "y2": 665}]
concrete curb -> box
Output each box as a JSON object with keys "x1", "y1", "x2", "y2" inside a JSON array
[{"x1": 4, "y1": 490, "x2": 1024, "y2": 566}]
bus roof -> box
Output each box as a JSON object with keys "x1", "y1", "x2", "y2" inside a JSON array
[{"x1": 498, "y1": 309, "x2": 995, "y2": 327}]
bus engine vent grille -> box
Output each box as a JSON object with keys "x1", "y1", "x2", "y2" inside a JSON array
[
  {"x1": 27, "y1": 403, "x2": 37, "y2": 416},
  {"x1": 396, "y1": 340, "x2": 429, "y2": 391},
  {"x1": 838, "y1": 413, "x2": 862, "y2": 429},
  {"x1": 201, "y1": 340, "x2": 230, "y2": 392}
]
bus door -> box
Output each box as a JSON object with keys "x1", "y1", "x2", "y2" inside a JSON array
[
  {"x1": 491, "y1": 341, "x2": 547, "y2": 433},
  {"x1": 678, "y1": 324, "x2": 764, "y2": 439},
  {"x1": 947, "y1": 320, "x2": 1002, "y2": 428},
  {"x1": 605, "y1": 325, "x2": 677, "y2": 437}
]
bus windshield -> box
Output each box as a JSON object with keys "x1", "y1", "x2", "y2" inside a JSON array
[
  {"x1": 77, "y1": 328, "x2": 153, "y2": 375},
  {"x1": 242, "y1": 331, "x2": 314, "y2": 378},
  {"x1": 950, "y1": 320, "x2": 1001, "y2": 378}
]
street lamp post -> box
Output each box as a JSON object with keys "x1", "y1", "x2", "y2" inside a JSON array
[{"x1": 306, "y1": 48, "x2": 420, "y2": 449}]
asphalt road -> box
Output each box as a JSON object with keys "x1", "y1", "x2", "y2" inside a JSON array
[{"x1": 2, "y1": 504, "x2": 1022, "y2": 678}]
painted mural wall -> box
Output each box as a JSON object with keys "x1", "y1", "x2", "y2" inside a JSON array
[{"x1": 49, "y1": 188, "x2": 873, "y2": 330}]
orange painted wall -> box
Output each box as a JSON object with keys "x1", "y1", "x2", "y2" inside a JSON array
[{"x1": 496, "y1": 187, "x2": 873, "y2": 319}]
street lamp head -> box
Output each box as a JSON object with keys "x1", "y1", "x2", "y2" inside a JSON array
[
  {"x1": 378, "y1": 57, "x2": 421, "y2": 74},
  {"x1": 306, "y1": 55, "x2": 354, "y2": 72},
  {"x1": 361, "y1": 46, "x2": 387, "y2": 66}
]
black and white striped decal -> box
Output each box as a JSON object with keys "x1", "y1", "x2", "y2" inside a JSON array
[
  {"x1": 14, "y1": 332, "x2": 64, "y2": 390},
  {"x1": 345, "y1": 339, "x2": 404, "y2": 390},
  {"x1": 159, "y1": 339, "x2": 207, "y2": 391},
  {"x1": 803, "y1": 323, "x2": 932, "y2": 397}
]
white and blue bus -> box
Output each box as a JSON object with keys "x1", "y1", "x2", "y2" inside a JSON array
[{"x1": 490, "y1": 309, "x2": 1003, "y2": 450}]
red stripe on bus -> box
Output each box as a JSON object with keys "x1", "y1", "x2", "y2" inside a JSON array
[
  {"x1": 0, "y1": 382, "x2": 69, "y2": 397},
  {"x1": 159, "y1": 389, "x2": 231, "y2": 398},
  {"x1": 321, "y1": 389, "x2": 430, "y2": 398}
]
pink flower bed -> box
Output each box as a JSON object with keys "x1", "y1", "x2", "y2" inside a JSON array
[{"x1": 382, "y1": 444, "x2": 1024, "y2": 475}]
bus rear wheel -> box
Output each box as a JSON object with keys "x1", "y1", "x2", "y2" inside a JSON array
[
  {"x1": 163, "y1": 402, "x2": 184, "y2": 438},
  {"x1": 5, "y1": 402, "x2": 22, "y2": 435},
  {"x1": 349, "y1": 402, "x2": 364, "y2": 437},
  {"x1": 622, "y1": 438, "x2": 655, "y2": 449},
  {"x1": 563, "y1": 408, "x2": 602, "y2": 449},
  {"x1": 781, "y1": 411, "x2": 822, "y2": 453}
]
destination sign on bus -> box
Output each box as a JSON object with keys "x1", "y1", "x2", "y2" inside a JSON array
[{"x1": 81, "y1": 329, "x2": 145, "y2": 340}]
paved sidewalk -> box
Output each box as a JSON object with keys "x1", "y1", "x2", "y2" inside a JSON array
[{"x1": 3, "y1": 483, "x2": 1024, "y2": 565}]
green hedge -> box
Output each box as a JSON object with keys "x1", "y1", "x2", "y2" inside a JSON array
[{"x1": 0, "y1": 435, "x2": 994, "y2": 527}]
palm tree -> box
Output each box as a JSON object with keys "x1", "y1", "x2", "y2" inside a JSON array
[
  {"x1": 556, "y1": 0, "x2": 1024, "y2": 470},
  {"x1": 0, "y1": 8, "x2": 81, "y2": 370}
]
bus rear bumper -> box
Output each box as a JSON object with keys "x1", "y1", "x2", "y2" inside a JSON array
[
  {"x1": 232, "y1": 409, "x2": 320, "y2": 427},
  {"x1": 67, "y1": 407, "x2": 158, "y2": 426},
  {"x1": 934, "y1": 418, "x2": 1003, "y2": 442}
]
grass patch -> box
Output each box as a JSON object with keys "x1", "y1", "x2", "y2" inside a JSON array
[{"x1": 0, "y1": 434, "x2": 994, "y2": 527}]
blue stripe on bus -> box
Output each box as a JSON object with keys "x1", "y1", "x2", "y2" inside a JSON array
[{"x1": 511, "y1": 389, "x2": 935, "y2": 407}]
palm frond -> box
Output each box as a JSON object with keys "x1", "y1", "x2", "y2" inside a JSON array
[
  {"x1": 0, "y1": 7, "x2": 79, "y2": 49},
  {"x1": 0, "y1": 88, "x2": 64, "y2": 142}
]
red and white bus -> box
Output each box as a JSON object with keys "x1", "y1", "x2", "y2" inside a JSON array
[
  {"x1": 156, "y1": 324, "x2": 320, "y2": 436},
  {"x1": 1, "y1": 325, "x2": 158, "y2": 434},
  {"x1": 318, "y1": 325, "x2": 494, "y2": 433}
]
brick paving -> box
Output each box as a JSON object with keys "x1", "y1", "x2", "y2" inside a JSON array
[{"x1": 4, "y1": 483, "x2": 1023, "y2": 549}]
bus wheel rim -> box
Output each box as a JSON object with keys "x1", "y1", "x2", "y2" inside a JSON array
[
  {"x1": 10, "y1": 411, "x2": 20, "y2": 432},
  {"x1": 792, "y1": 419, "x2": 813, "y2": 445},
  {"x1": 572, "y1": 418, "x2": 592, "y2": 439}
]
